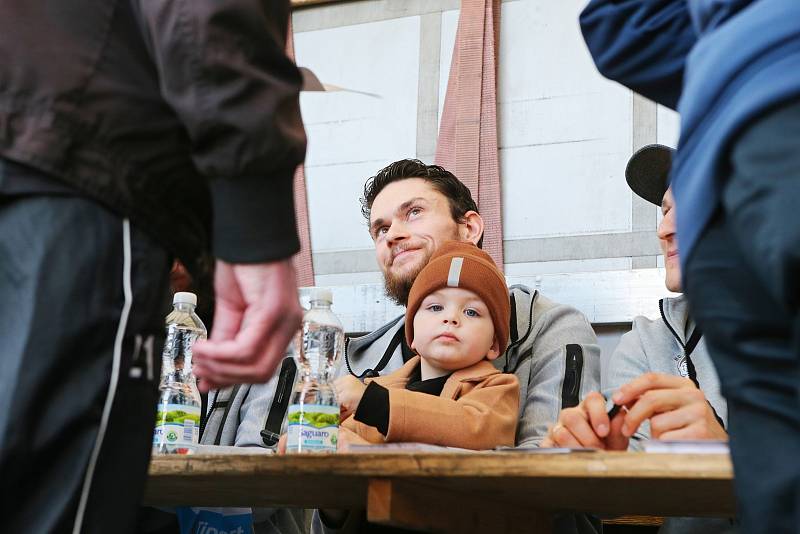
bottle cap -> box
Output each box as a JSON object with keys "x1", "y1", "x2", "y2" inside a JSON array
[
  {"x1": 309, "y1": 287, "x2": 333, "y2": 304},
  {"x1": 173, "y1": 292, "x2": 197, "y2": 306}
]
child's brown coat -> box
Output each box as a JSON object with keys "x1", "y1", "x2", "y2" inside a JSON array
[{"x1": 341, "y1": 355, "x2": 519, "y2": 449}]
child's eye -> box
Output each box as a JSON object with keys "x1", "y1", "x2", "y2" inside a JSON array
[
  {"x1": 464, "y1": 308, "x2": 480, "y2": 317},
  {"x1": 426, "y1": 304, "x2": 443, "y2": 312}
]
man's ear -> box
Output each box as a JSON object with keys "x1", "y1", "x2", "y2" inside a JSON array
[
  {"x1": 459, "y1": 210, "x2": 484, "y2": 246},
  {"x1": 486, "y1": 337, "x2": 502, "y2": 361}
]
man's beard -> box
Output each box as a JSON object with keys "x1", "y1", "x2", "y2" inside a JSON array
[{"x1": 382, "y1": 248, "x2": 433, "y2": 306}]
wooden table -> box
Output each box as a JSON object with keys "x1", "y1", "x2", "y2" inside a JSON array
[{"x1": 145, "y1": 451, "x2": 735, "y2": 533}]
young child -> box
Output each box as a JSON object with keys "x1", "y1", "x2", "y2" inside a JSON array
[{"x1": 335, "y1": 240, "x2": 520, "y2": 450}]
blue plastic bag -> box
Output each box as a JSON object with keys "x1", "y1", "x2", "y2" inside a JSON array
[{"x1": 175, "y1": 506, "x2": 254, "y2": 534}]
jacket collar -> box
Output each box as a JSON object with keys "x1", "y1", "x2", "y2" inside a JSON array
[
  {"x1": 659, "y1": 293, "x2": 693, "y2": 343},
  {"x1": 370, "y1": 355, "x2": 501, "y2": 399}
]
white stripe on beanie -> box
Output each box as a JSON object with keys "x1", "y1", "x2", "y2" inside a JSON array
[{"x1": 447, "y1": 257, "x2": 464, "y2": 287}]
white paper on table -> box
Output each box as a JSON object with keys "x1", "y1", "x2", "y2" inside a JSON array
[
  {"x1": 193, "y1": 445, "x2": 274, "y2": 455},
  {"x1": 643, "y1": 440, "x2": 729, "y2": 454},
  {"x1": 345, "y1": 442, "x2": 476, "y2": 453},
  {"x1": 495, "y1": 446, "x2": 598, "y2": 454}
]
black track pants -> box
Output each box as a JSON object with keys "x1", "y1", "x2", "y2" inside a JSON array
[{"x1": 0, "y1": 194, "x2": 171, "y2": 533}]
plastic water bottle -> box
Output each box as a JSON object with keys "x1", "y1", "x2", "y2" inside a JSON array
[
  {"x1": 286, "y1": 288, "x2": 345, "y2": 453},
  {"x1": 153, "y1": 292, "x2": 207, "y2": 454}
]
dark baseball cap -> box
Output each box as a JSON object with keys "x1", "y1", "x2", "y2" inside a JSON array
[{"x1": 625, "y1": 144, "x2": 675, "y2": 206}]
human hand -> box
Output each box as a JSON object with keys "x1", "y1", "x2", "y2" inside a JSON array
[
  {"x1": 612, "y1": 373, "x2": 727, "y2": 441},
  {"x1": 192, "y1": 259, "x2": 303, "y2": 392},
  {"x1": 541, "y1": 391, "x2": 628, "y2": 450},
  {"x1": 334, "y1": 375, "x2": 367, "y2": 421}
]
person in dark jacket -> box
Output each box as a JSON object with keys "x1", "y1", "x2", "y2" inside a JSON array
[
  {"x1": 0, "y1": 1, "x2": 306, "y2": 533},
  {"x1": 580, "y1": 2, "x2": 800, "y2": 533}
]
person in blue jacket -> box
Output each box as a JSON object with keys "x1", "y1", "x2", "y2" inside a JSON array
[{"x1": 579, "y1": 2, "x2": 800, "y2": 533}]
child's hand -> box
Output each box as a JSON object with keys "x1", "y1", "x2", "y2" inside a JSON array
[{"x1": 334, "y1": 375, "x2": 367, "y2": 420}]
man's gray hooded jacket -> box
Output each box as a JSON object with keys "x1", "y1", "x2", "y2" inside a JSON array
[{"x1": 200, "y1": 375, "x2": 305, "y2": 534}]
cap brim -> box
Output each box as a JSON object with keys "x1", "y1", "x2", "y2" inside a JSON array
[{"x1": 625, "y1": 144, "x2": 674, "y2": 206}]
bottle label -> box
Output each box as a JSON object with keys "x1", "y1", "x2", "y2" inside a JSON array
[
  {"x1": 286, "y1": 404, "x2": 339, "y2": 453},
  {"x1": 154, "y1": 403, "x2": 201, "y2": 447}
]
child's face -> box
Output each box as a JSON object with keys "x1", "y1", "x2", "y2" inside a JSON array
[{"x1": 411, "y1": 287, "x2": 501, "y2": 374}]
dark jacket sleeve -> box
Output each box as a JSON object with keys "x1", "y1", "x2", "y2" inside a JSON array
[
  {"x1": 579, "y1": 0, "x2": 697, "y2": 110},
  {"x1": 354, "y1": 382, "x2": 390, "y2": 435},
  {"x1": 134, "y1": 0, "x2": 307, "y2": 262}
]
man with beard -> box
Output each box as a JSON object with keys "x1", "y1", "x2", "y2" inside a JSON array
[
  {"x1": 340, "y1": 159, "x2": 600, "y2": 447},
  {"x1": 199, "y1": 159, "x2": 599, "y2": 533},
  {"x1": 310, "y1": 159, "x2": 601, "y2": 534},
  {"x1": 208, "y1": 160, "x2": 600, "y2": 447}
]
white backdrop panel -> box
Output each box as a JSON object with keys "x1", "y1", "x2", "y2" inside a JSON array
[
  {"x1": 304, "y1": 160, "x2": 382, "y2": 252},
  {"x1": 439, "y1": 0, "x2": 633, "y2": 240},
  {"x1": 500, "y1": 141, "x2": 632, "y2": 239},
  {"x1": 658, "y1": 105, "x2": 681, "y2": 147},
  {"x1": 504, "y1": 257, "x2": 632, "y2": 276},
  {"x1": 300, "y1": 268, "x2": 677, "y2": 332},
  {"x1": 294, "y1": 16, "x2": 422, "y2": 252}
]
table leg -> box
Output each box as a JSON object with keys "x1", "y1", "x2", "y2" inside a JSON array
[{"x1": 366, "y1": 479, "x2": 553, "y2": 533}]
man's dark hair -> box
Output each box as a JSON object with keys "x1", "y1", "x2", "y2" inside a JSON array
[{"x1": 360, "y1": 159, "x2": 483, "y2": 246}]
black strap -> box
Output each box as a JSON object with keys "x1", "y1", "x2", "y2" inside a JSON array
[
  {"x1": 683, "y1": 327, "x2": 726, "y2": 430},
  {"x1": 346, "y1": 326, "x2": 405, "y2": 379},
  {"x1": 684, "y1": 326, "x2": 703, "y2": 358},
  {"x1": 503, "y1": 287, "x2": 538, "y2": 373},
  {"x1": 261, "y1": 357, "x2": 298, "y2": 446},
  {"x1": 509, "y1": 292, "x2": 518, "y2": 344},
  {"x1": 213, "y1": 385, "x2": 241, "y2": 446},
  {"x1": 684, "y1": 327, "x2": 703, "y2": 389},
  {"x1": 198, "y1": 390, "x2": 211, "y2": 439}
]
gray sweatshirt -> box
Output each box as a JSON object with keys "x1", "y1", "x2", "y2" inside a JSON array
[
  {"x1": 201, "y1": 375, "x2": 305, "y2": 534},
  {"x1": 602, "y1": 294, "x2": 736, "y2": 534}
]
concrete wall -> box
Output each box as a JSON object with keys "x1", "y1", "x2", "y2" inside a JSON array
[{"x1": 291, "y1": 0, "x2": 682, "y2": 343}]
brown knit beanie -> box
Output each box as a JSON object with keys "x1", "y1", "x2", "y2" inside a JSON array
[{"x1": 405, "y1": 241, "x2": 510, "y2": 352}]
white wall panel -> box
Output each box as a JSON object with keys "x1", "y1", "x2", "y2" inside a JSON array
[
  {"x1": 439, "y1": 1, "x2": 633, "y2": 240},
  {"x1": 314, "y1": 271, "x2": 384, "y2": 288},
  {"x1": 500, "y1": 142, "x2": 631, "y2": 238},
  {"x1": 299, "y1": 268, "x2": 677, "y2": 331},
  {"x1": 303, "y1": 160, "x2": 381, "y2": 252},
  {"x1": 295, "y1": 16, "x2": 421, "y2": 253},
  {"x1": 438, "y1": 9, "x2": 458, "y2": 124},
  {"x1": 658, "y1": 105, "x2": 681, "y2": 147},
  {"x1": 504, "y1": 257, "x2": 632, "y2": 277}
]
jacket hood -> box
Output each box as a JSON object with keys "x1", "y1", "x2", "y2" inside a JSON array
[{"x1": 659, "y1": 293, "x2": 693, "y2": 343}]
